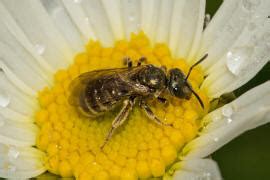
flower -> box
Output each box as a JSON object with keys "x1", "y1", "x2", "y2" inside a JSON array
[{"x1": 0, "y1": 0, "x2": 269, "y2": 179}]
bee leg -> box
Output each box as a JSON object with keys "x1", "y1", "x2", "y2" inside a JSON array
[
  {"x1": 140, "y1": 101, "x2": 172, "y2": 127},
  {"x1": 137, "y1": 57, "x2": 147, "y2": 66},
  {"x1": 123, "y1": 57, "x2": 133, "y2": 68},
  {"x1": 157, "y1": 97, "x2": 167, "y2": 104},
  {"x1": 100, "y1": 98, "x2": 135, "y2": 150},
  {"x1": 128, "y1": 61, "x2": 133, "y2": 68}
]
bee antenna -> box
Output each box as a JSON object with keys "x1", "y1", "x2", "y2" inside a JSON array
[
  {"x1": 185, "y1": 54, "x2": 208, "y2": 81},
  {"x1": 190, "y1": 88, "x2": 204, "y2": 109}
]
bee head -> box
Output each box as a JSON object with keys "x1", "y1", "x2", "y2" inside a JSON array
[
  {"x1": 168, "y1": 68, "x2": 192, "y2": 100},
  {"x1": 138, "y1": 65, "x2": 166, "y2": 90},
  {"x1": 167, "y1": 53, "x2": 208, "y2": 109}
]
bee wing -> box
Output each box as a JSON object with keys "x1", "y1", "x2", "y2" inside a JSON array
[
  {"x1": 68, "y1": 68, "x2": 129, "y2": 106},
  {"x1": 75, "y1": 68, "x2": 129, "y2": 83}
]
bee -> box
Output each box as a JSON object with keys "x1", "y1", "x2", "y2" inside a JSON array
[{"x1": 69, "y1": 54, "x2": 208, "y2": 149}]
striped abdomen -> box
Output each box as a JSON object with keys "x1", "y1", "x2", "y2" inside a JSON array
[{"x1": 79, "y1": 75, "x2": 132, "y2": 117}]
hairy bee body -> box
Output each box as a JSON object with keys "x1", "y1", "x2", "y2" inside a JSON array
[
  {"x1": 69, "y1": 65, "x2": 158, "y2": 117},
  {"x1": 69, "y1": 55, "x2": 207, "y2": 149},
  {"x1": 81, "y1": 73, "x2": 136, "y2": 116}
]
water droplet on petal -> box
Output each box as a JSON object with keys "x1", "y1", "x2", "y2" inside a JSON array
[
  {"x1": 85, "y1": 17, "x2": 90, "y2": 26},
  {"x1": 7, "y1": 147, "x2": 20, "y2": 161},
  {"x1": 129, "y1": 15, "x2": 135, "y2": 22},
  {"x1": 227, "y1": 118, "x2": 233, "y2": 124},
  {"x1": 222, "y1": 105, "x2": 234, "y2": 117},
  {"x1": 213, "y1": 137, "x2": 219, "y2": 142},
  {"x1": 226, "y1": 46, "x2": 254, "y2": 76},
  {"x1": 212, "y1": 115, "x2": 221, "y2": 122},
  {"x1": 203, "y1": 172, "x2": 212, "y2": 178},
  {"x1": 34, "y1": 44, "x2": 46, "y2": 55},
  {"x1": 0, "y1": 89, "x2": 10, "y2": 108},
  {"x1": 242, "y1": 0, "x2": 261, "y2": 12}
]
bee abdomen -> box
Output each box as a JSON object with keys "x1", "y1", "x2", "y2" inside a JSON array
[
  {"x1": 82, "y1": 78, "x2": 126, "y2": 116},
  {"x1": 77, "y1": 91, "x2": 100, "y2": 117},
  {"x1": 83, "y1": 91, "x2": 111, "y2": 116}
]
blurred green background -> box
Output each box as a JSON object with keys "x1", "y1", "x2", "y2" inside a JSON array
[{"x1": 206, "y1": 0, "x2": 270, "y2": 179}]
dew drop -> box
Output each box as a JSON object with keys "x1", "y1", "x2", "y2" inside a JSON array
[
  {"x1": 34, "y1": 44, "x2": 46, "y2": 55},
  {"x1": 128, "y1": 12, "x2": 137, "y2": 23},
  {"x1": 85, "y1": 17, "x2": 90, "y2": 26},
  {"x1": 242, "y1": 0, "x2": 261, "y2": 12},
  {"x1": 222, "y1": 105, "x2": 234, "y2": 117},
  {"x1": 226, "y1": 46, "x2": 254, "y2": 76},
  {"x1": 213, "y1": 114, "x2": 222, "y2": 122},
  {"x1": 213, "y1": 137, "x2": 219, "y2": 142},
  {"x1": 7, "y1": 147, "x2": 20, "y2": 161},
  {"x1": 203, "y1": 172, "x2": 211, "y2": 178},
  {"x1": 227, "y1": 118, "x2": 233, "y2": 124},
  {"x1": 128, "y1": 15, "x2": 135, "y2": 22},
  {"x1": 0, "y1": 89, "x2": 10, "y2": 108}
]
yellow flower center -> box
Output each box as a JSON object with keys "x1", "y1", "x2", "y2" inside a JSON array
[{"x1": 35, "y1": 32, "x2": 209, "y2": 179}]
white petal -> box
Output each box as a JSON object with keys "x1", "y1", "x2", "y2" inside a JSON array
[
  {"x1": 172, "y1": 159, "x2": 222, "y2": 180},
  {"x1": 141, "y1": 0, "x2": 205, "y2": 55},
  {"x1": 0, "y1": 116, "x2": 38, "y2": 147},
  {"x1": 0, "y1": 7, "x2": 52, "y2": 92},
  {"x1": 0, "y1": 71, "x2": 36, "y2": 118},
  {"x1": 141, "y1": 0, "x2": 160, "y2": 42},
  {"x1": 121, "y1": 0, "x2": 141, "y2": 39},
  {"x1": 183, "y1": 81, "x2": 270, "y2": 159},
  {"x1": 169, "y1": 0, "x2": 186, "y2": 55},
  {"x1": 40, "y1": 0, "x2": 84, "y2": 52},
  {"x1": 1, "y1": 0, "x2": 73, "y2": 70},
  {"x1": 62, "y1": 0, "x2": 97, "y2": 41},
  {"x1": 0, "y1": 3, "x2": 54, "y2": 75},
  {"x1": 0, "y1": 143, "x2": 46, "y2": 178},
  {"x1": 80, "y1": 0, "x2": 114, "y2": 46},
  {"x1": 102, "y1": 0, "x2": 124, "y2": 40},
  {"x1": 0, "y1": 108, "x2": 30, "y2": 125},
  {"x1": 173, "y1": 0, "x2": 205, "y2": 61},
  {"x1": 0, "y1": 74, "x2": 37, "y2": 145},
  {"x1": 185, "y1": 0, "x2": 206, "y2": 63},
  {"x1": 200, "y1": 0, "x2": 270, "y2": 97},
  {"x1": 198, "y1": 0, "x2": 239, "y2": 64},
  {"x1": 154, "y1": 0, "x2": 174, "y2": 44},
  {"x1": 0, "y1": 63, "x2": 36, "y2": 97}
]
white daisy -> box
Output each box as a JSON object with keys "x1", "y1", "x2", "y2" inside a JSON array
[{"x1": 0, "y1": 0, "x2": 269, "y2": 179}]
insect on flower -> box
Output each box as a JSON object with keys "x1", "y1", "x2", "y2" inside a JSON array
[{"x1": 69, "y1": 54, "x2": 208, "y2": 149}]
